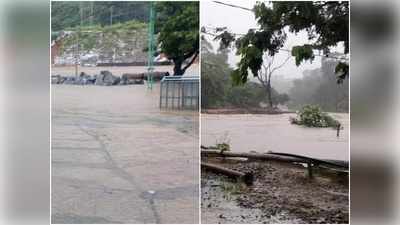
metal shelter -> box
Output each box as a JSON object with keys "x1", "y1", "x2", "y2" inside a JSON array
[{"x1": 159, "y1": 76, "x2": 199, "y2": 110}]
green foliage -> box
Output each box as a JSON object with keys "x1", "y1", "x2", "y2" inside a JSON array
[
  {"x1": 216, "y1": 1, "x2": 349, "y2": 83},
  {"x1": 216, "y1": 143, "x2": 230, "y2": 152},
  {"x1": 335, "y1": 62, "x2": 349, "y2": 84},
  {"x1": 201, "y1": 40, "x2": 289, "y2": 109},
  {"x1": 290, "y1": 105, "x2": 340, "y2": 128},
  {"x1": 291, "y1": 45, "x2": 315, "y2": 66},
  {"x1": 214, "y1": 30, "x2": 236, "y2": 50},
  {"x1": 288, "y1": 57, "x2": 349, "y2": 112},
  {"x1": 156, "y1": 1, "x2": 199, "y2": 75}
]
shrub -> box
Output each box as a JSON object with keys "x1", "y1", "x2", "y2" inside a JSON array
[{"x1": 290, "y1": 105, "x2": 340, "y2": 128}]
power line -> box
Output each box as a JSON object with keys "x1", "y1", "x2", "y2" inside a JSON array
[
  {"x1": 212, "y1": 1, "x2": 253, "y2": 12},
  {"x1": 201, "y1": 28, "x2": 348, "y2": 61}
]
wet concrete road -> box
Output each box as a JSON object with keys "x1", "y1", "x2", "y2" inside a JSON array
[{"x1": 51, "y1": 84, "x2": 199, "y2": 223}]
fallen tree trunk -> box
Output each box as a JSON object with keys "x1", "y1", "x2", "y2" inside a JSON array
[
  {"x1": 201, "y1": 149, "x2": 348, "y2": 169},
  {"x1": 201, "y1": 162, "x2": 254, "y2": 185},
  {"x1": 201, "y1": 149, "x2": 348, "y2": 179},
  {"x1": 201, "y1": 149, "x2": 305, "y2": 164}
]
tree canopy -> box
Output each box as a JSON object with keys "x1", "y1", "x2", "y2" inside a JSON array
[
  {"x1": 156, "y1": 1, "x2": 199, "y2": 75},
  {"x1": 288, "y1": 56, "x2": 349, "y2": 112},
  {"x1": 213, "y1": 1, "x2": 349, "y2": 84},
  {"x1": 201, "y1": 38, "x2": 289, "y2": 109}
]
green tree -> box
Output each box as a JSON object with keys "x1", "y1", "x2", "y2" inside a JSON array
[
  {"x1": 214, "y1": 1, "x2": 349, "y2": 84},
  {"x1": 201, "y1": 37, "x2": 231, "y2": 108},
  {"x1": 201, "y1": 37, "x2": 289, "y2": 109},
  {"x1": 156, "y1": 2, "x2": 199, "y2": 75},
  {"x1": 288, "y1": 56, "x2": 349, "y2": 112}
]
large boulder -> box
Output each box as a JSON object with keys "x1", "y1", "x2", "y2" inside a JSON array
[
  {"x1": 95, "y1": 71, "x2": 120, "y2": 86},
  {"x1": 51, "y1": 75, "x2": 65, "y2": 84},
  {"x1": 63, "y1": 76, "x2": 76, "y2": 85},
  {"x1": 120, "y1": 73, "x2": 145, "y2": 85},
  {"x1": 75, "y1": 72, "x2": 95, "y2": 85}
]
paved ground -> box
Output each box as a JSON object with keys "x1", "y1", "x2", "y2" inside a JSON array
[{"x1": 51, "y1": 83, "x2": 199, "y2": 223}]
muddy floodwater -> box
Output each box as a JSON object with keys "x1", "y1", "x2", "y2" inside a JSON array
[
  {"x1": 202, "y1": 113, "x2": 349, "y2": 161},
  {"x1": 51, "y1": 80, "x2": 199, "y2": 223}
]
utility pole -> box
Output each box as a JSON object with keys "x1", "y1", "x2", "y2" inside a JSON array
[
  {"x1": 80, "y1": 2, "x2": 83, "y2": 26},
  {"x1": 110, "y1": 6, "x2": 113, "y2": 25},
  {"x1": 147, "y1": 2, "x2": 155, "y2": 90},
  {"x1": 90, "y1": 1, "x2": 94, "y2": 26},
  {"x1": 76, "y1": 2, "x2": 84, "y2": 78}
]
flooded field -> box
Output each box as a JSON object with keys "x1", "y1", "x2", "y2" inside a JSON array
[
  {"x1": 201, "y1": 113, "x2": 349, "y2": 161},
  {"x1": 51, "y1": 80, "x2": 199, "y2": 223}
]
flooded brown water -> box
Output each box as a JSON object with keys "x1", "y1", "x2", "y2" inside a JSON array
[
  {"x1": 201, "y1": 113, "x2": 349, "y2": 161},
  {"x1": 52, "y1": 79, "x2": 199, "y2": 223}
]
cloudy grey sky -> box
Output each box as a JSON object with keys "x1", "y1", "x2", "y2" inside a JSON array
[{"x1": 201, "y1": 0, "x2": 323, "y2": 79}]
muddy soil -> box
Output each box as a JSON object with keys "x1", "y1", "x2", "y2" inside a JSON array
[{"x1": 201, "y1": 158, "x2": 348, "y2": 224}]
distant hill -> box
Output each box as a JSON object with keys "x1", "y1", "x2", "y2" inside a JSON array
[
  {"x1": 53, "y1": 20, "x2": 150, "y2": 65},
  {"x1": 51, "y1": 1, "x2": 149, "y2": 31}
]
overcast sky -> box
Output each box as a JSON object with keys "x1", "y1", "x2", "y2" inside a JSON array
[{"x1": 200, "y1": 0, "x2": 323, "y2": 79}]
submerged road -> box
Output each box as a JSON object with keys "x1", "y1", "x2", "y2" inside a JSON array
[{"x1": 51, "y1": 84, "x2": 199, "y2": 223}]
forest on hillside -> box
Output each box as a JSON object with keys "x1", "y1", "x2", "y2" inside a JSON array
[
  {"x1": 202, "y1": 38, "x2": 348, "y2": 112},
  {"x1": 51, "y1": 1, "x2": 149, "y2": 31}
]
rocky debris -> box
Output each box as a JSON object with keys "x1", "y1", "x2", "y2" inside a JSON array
[
  {"x1": 120, "y1": 73, "x2": 145, "y2": 85},
  {"x1": 75, "y1": 72, "x2": 96, "y2": 85},
  {"x1": 120, "y1": 71, "x2": 170, "y2": 84},
  {"x1": 51, "y1": 70, "x2": 168, "y2": 86},
  {"x1": 63, "y1": 76, "x2": 77, "y2": 85},
  {"x1": 95, "y1": 71, "x2": 120, "y2": 86},
  {"x1": 51, "y1": 74, "x2": 66, "y2": 84}
]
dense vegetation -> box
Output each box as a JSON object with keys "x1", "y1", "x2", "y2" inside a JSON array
[
  {"x1": 201, "y1": 39, "x2": 289, "y2": 109},
  {"x1": 290, "y1": 105, "x2": 340, "y2": 128},
  {"x1": 51, "y1": 1, "x2": 149, "y2": 31},
  {"x1": 156, "y1": 1, "x2": 199, "y2": 75},
  {"x1": 213, "y1": 1, "x2": 349, "y2": 84},
  {"x1": 287, "y1": 57, "x2": 349, "y2": 112}
]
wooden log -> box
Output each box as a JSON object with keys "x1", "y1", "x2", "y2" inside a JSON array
[
  {"x1": 201, "y1": 149, "x2": 348, "y2": 169},
  {"x1": 201, "y1": 150, "x2": 305, "y2": 164},
  {"x1": 201, "y1": 149, "x2": 348, "y2": 180},
  {"x1": 201, "y1": 162, "x2": 254, "y2": 185}
]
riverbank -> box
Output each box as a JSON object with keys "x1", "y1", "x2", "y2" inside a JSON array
[
  {"x1": 202, "y1": 108, "x2": 294, "y2": 115},
  {"x1": 201, "y1": 158, "x2": 349, "y2": 224}
]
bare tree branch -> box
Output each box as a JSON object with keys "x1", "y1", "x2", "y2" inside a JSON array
[
  {"x1": 182, "y1": 50, "x2": 199, "y2": 72},
  {"x1": 269, "y1": 54, "x2": 291, "y2": 75}
]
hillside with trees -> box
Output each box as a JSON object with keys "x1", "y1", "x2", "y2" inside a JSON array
[{"x1": 51, "y1": 1, "x2": 149, "y2": 31}]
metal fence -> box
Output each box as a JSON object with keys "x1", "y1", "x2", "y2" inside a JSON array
[{"x1": 159, "y1": 76, "x2": 199, "y2": 110}]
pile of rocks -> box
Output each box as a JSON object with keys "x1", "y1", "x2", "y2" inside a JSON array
[{"x1": 51, "y1": 70, "x2": 170, "y2": 86}]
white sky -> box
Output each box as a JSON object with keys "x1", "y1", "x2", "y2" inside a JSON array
[{"x1": 200, "y1": 0, "x2": 323, "y2": 79}]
